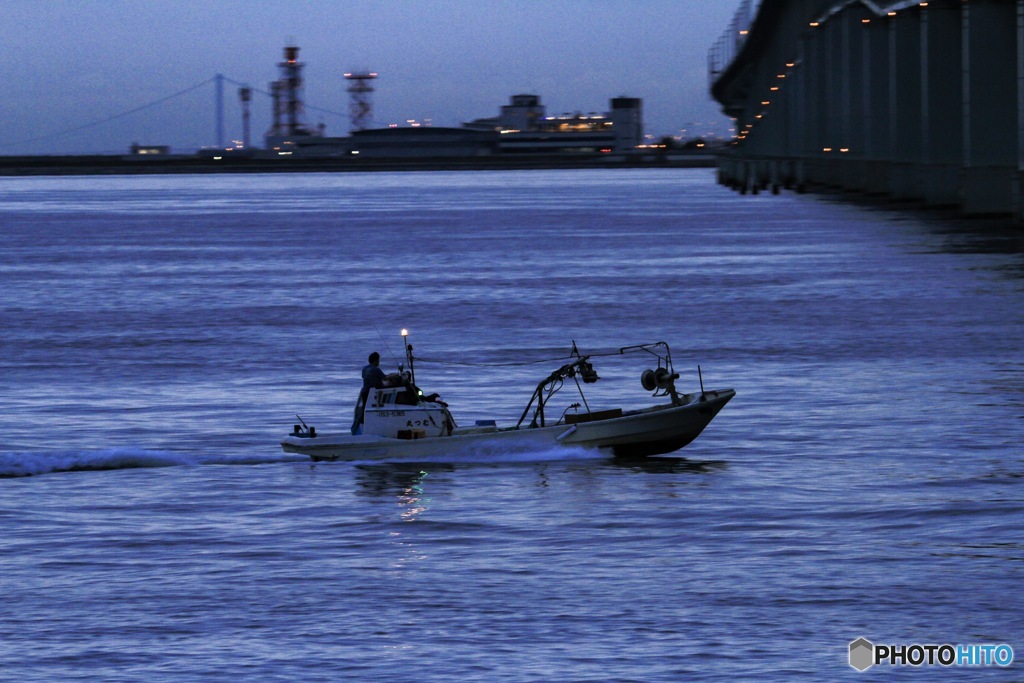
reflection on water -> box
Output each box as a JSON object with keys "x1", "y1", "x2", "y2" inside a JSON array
[
  {"x1": 397, "y1": 470, "x2": 430, "y2": 522},
  {"x1": 608, "y1": 456, "x2": 730, "y2": 475},
  {"x1": 353, "y1": 463, "x2": 444, "y2": 499},
  {"x1": 929, "y1": 219, "x2": 1024, "y2": 259}
]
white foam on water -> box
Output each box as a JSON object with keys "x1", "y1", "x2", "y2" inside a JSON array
[
  {"x1": 342, "y1": 443, "x2": 608, "y2": 467},
  {"x1": 0, "y1": 444, "x2": 602, "y2": 478},
  {"x1": 0, "y1": 447, "x2": 199, "y2": 478}
]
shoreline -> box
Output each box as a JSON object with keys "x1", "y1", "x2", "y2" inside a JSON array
[{"x1": 0, "y1": 153, "x2": 717, "y2": 177}]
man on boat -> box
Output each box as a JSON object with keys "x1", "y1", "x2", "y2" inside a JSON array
[{"x1": 351, "y1": 352, "x2": 387, "y2": 434}]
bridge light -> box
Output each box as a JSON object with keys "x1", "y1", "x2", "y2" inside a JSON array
[
  {"x1": 862, "y1": 19, "x2": 871, "y2": 23},
  {"x1": 761, "y1": 101, "x2": 771, "y2": 106},
  {"x1": 810, "y1": 21, "x2": 820, "y2": 27}
]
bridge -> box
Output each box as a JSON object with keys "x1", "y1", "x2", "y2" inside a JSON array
[{"x1": 710, "y1": 0, "x2": 1023, "y2": 221}]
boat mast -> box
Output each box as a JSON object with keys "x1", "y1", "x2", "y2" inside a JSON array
[{"x1": 401, "y1": 328, "x2": 416, "y2": 385}]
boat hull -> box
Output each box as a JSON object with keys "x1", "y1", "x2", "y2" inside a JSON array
[{"x1": 281, "y1": 389, "x2": 735, "y2": 462}]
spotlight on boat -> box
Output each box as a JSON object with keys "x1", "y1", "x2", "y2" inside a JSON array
[
  {"x1": 580, "y1": 360, "x2": 600, "y2": 384},
  {"x1": 641, "y1": 367, "x2": 679, "y2": 392},
  {"x1": 656, "y1": 367, "x2": 679, "y2": 390},
  {"x1": 401, "y1": 328, "x2": 409, "y2": 337}
]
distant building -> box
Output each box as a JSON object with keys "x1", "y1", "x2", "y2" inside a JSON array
[
  {"x1": 130, "y1": 143, "x2": 170, "y2": 155},
  {"x1": 261, "y1": 93, "x2": 643, "y2": 158},
  {"x1": 280, "y1": 127, "x2": 497, "y2": 158},
  {"x1": 463, "y1": 94, "x2": 546, "y2": 134},
  {"x1": 347, "y1": 127, "x2": 497, "y2": 158},
  {"x1": 464, "y1": 94, "x2": 643, "y2": 154}
]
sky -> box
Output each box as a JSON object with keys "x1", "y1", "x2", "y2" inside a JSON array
[{"x1": 0, "y1": 1, "x2": 742, "y2": 155}]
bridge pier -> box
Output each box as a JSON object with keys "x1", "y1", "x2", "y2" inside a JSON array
[
  {"x1": 962, "y1": 0, "x2": 1018, "y2": 215},
  {"x1": 921, "y1": 1, "x2": 963, "y2": 207}
]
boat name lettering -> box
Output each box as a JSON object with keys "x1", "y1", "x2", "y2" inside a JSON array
[{"x1": 378, "y1": 410, "x2": 406, "y2": 417}]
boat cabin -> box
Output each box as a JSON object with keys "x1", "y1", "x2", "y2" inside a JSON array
[{"x1": 362, "y1": 385, "x2": 452, "y2": 439}]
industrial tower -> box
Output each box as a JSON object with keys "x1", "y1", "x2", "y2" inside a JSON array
[
  {"x1": 267, "y1": 44, "x2": 315, "y2": 140},
  {"x1": 238, "y1": 86, "x2": 252, "y2": 149},
  {"x1": 344, "y1": 71, "x2": 378, "y2": 132}
]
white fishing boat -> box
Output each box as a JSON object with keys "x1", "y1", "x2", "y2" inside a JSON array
[{"x1": 281, "y1": 334, "x2": 734, "y2": 462}]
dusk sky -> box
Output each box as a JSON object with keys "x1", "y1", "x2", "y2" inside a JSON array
[{"x1": 1, "y1": 1, "x2": 741, "y2": 155}]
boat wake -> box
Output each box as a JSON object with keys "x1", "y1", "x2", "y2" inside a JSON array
[
  {"x1": 0, "y1": 444, "x2": 649, "y2": 479},
  {"x1": 0, "y1": 448, "x2": 315, "y2": 478},
  {"x1": 0, "y1": 447, "x2": 200, "y2": 478},
  {"x1": 334, "y1": 442, "x2": 607, "y2": 467}
]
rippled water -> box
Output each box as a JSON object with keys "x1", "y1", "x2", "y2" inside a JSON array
[{"x1": 1, "y1": 169, "x2": 1021, "y2": 680}]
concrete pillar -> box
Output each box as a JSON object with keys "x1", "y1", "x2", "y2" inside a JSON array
[
  {"x1": 842, "y1": 6, "x2": 872, "y2": 191},
  {"x1": 890, "y1": 10, "x2": 924, "y2": 200},
  {"x1": 864, "y1": 13, "x2": 891, "y2": 194},
  {"x1": 820, "y1": 19, "x2": 843, "y2": 187},
  {"x1": 791, "y1": 38, "x2": 809, "y2": 190},
  {"x1": 920, "y1": 1, "x2": 964, "y2": 207},
  {"x1": 807, "y1": 21, "x2": 830, "y2": 186},
  {"x1": 1017, "y1": 0, "x2": 1024, "y2": 223},
  {"x1": 962, "y1": 0, "x2": 1018, "y2": 215}
]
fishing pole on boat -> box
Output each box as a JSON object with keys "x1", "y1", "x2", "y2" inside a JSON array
[{"x1": 372, "y1": 322, "x2": 401, "y2": 370}]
